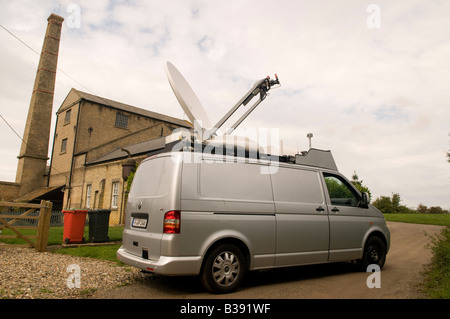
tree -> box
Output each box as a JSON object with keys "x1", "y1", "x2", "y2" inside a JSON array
[
  {"x1": 372, "y1": 195, "x2": 392, "y2": 213},
  {"x1": 392, "y1": 193, "x2": 401, "y2": 208},
  {"x1": 126, "y1": 165, "x2": 136, "y2": 194},
  {"x1": 417, "y1": 203, "x2": 428, "y2": 214},
  {"x1": 325, "y1": 177, "x2": 354, "y2": 199},
  {"x1": 447, "y1": 133, "x2": 450, "y2": 163},
  {"x1": 417, "y1": 203, "x2": 449, "y2": 214},
  {"x1": 417, "y1": 204, "x2": 449, "y2": 214},
  {"x1": 372, "y1": 193, "x2": 413, "y2": 214},
  {"x1": 351, "y1": 171, "x2": 372, "y2": 201},
  {"x1": 428, "y1": 206, "x2": 448, "y2": 214}
]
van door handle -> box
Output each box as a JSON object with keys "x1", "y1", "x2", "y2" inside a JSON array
[
  {"x1": 332, "y1": 207, "x2": 340, "y2": 213},
  {"x1": 316, "y1": 206, "x2": 325, "y2": 212}
]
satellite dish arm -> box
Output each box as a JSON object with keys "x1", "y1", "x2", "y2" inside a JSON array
[
  {"x1": 207, "y1": 78, "x2": 266, "y2": 136},
  {"x1": 205, "y1": 74, "x2": 280, "y2": 140},
  {"x1": 225, "y1": 96, "x2": 264, "y2": 135}
]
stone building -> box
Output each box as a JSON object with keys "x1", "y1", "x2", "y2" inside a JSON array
[
  {"x1": 0, "y1": 13, "x2": 191, "y2": 226},
  {"x1": 47, "y1": 88, "x2": 191, "y2": 224}
]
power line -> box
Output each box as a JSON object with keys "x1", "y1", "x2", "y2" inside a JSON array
[
  {"x1": 0, "y1": 114, "x2": 26, "y2": 144},
  {"x1": 0, "y1": 25, "x2": 40, "y2": 55},
  {"x1": 0, "y1": 22, "x2": 167, "y2": 155},
  {"x1": 0, "y1": 23, "x2": 163, "y2": 125},
  {"x1": 0, "y1": 24, "x2": 98, "y2": 96},
  {"x1": 0, "y1": 23, "x2": 186, "y2": 187},
  {"x1": 0, "y1": 113, "x2": 68, "y2": 177},
  {"x1": 0, "y1": 25, "x2": 88, "y2": 179},
  {"x1": 0, "y1": 24, "x2": 69, "y2": 178}
]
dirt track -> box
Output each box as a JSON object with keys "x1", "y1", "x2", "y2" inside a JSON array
[{"x1": 91, "y1": 222, "x2": 444, "y2": 299}]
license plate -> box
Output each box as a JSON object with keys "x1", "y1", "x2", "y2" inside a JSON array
[{"x1": 132, "y1": 218, "x2": 147, "y2": 229}]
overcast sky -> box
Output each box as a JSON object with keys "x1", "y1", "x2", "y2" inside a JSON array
[{"x1": 0, "y1": 0, "x2": 449, "y2": 209}]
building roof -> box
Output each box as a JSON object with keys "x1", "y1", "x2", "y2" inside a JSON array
[
  {"x1": 85, "y1": 137, "x2": 167, "y2": 165},
  {"x1": 58, "y1": 88, "x2": 192, "y2": 128},
  {"x1": 17, "y1": 185, "x2": 65, "y2": 202}
]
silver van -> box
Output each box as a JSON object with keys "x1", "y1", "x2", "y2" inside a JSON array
[{"x1": 117, "y1": 147, "x2": 390, "y2": 293}]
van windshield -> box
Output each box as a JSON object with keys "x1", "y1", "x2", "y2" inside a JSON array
[{"x1": 129, "y1": 157, "x2": 174, "y2": 198}]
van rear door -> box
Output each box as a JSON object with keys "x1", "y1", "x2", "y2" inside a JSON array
[{"x1": 121, "y1": 154, "x2": 182, "y2": 261}]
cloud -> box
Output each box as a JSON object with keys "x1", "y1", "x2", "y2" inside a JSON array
[
  {"x1": 374, "y1": 105, "x2": 410, "y2": 122},
  {"x1": 0, "y1": 0, "x2": 449, "y2": 208}
]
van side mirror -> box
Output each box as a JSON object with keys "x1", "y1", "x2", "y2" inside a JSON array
[{"x1": 361, "y1": 192, "x2": 369, "y2": 208}]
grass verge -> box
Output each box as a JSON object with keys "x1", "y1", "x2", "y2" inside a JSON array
[
  {"x1": 52, "y1": 243, "x2": 125, "y2": 265},
  {"x1": 383, "y1": 213, "x2": 450, "y2": 226},
  {"x1": 424, "y1": 226, "x2": 450, "y2": 299}
]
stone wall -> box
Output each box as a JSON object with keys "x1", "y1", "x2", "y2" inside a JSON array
[{"x1": 0, "y1": 181, "x2": 20, "y2": 201}]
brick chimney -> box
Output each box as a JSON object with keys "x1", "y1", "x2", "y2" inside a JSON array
[{"x1": 16, "y1": 13, "x2": 64, "y2": 196}]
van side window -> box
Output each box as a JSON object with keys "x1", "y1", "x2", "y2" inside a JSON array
[
  {"x1": 200, "y1": 161, "x2": 272, "y2": 201},
  {"x1": 271, "y1": 168, "x2": 323, "y2": 204},
  {"x1": 323, "y1": 173, "x2": 359, "y2": 207}
]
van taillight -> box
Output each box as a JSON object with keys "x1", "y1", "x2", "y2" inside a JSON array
[{"x1": 163, "y1": 210, "x2": 181, "y2": 234}]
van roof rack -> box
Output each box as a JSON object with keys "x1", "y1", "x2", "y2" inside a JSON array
[{"x1": 146, "y1": 138, "x2": 338, "y2": 171}]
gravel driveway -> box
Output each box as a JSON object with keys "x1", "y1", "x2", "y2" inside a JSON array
[
  {"x1": 0, "y1": 222, "x2": 444, "y2": 299},
  {"x1": 0, "y1": 246, "x2": 142, "y2": 299},
  {"x1": 91, "y1": 222, "x2": 444, "y2": 299}
]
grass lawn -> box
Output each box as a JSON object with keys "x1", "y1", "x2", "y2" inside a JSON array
[
  {"x1": 384, "y1": 213, "x2": 450, "y2": 226},
  {"x1": 0, "y1": 225, "x2": 124, "y2": 246},
  {"x1": 0, "y1": 225, "x2": 126, "y2": 265}
]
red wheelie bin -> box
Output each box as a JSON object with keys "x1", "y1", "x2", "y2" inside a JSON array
[{"x1": 62, "y1": 210, "x2": 87, "y2": 244}]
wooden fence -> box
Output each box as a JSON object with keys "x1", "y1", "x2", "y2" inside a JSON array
[{"x1": 0, "y1": 200, "x2": 53, "y2": 252}]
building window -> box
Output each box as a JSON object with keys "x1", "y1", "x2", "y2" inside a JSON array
[
  {"x1": 111, "y1": 181, "x2": 120, "y2": 208},
  {"x1": 60, "y1": 138, "x2": 67, "y2": 153},
  {"x1": 64, "y1": 109, "x2": 71, "y2": 124},
  {"x1": 115, "y1": 113, "x2": 129, "y2": 129},
  {"x1": 86, "y1": 184, "x2": 92, "y2": 208}
]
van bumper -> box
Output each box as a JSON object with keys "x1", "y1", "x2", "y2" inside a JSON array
[{"x1": 117, "y1": 246, "x2": 202, "y2": 276}]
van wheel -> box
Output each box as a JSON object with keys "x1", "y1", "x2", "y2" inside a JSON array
[
  {"x1": 358, "y1": 236, "x2": 387, "y2": 271},
  {"x1": 200, "y1": 244, "x2": 246, "y2": 294}
]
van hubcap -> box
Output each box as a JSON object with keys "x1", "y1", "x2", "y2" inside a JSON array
[
  {"x1": 212, "y1": 251, "x2": 240, "y2": 287},
  {"x1": 367, "y1": 245, "x2": 380, "y2": 263}
]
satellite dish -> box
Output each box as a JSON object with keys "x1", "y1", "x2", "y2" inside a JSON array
[
  {"x1": 165, "y1": 62, "x2": 212, "y2": 131},
  {"x1": 165, "y1": 61, "x2": 279, "y2": 145}
]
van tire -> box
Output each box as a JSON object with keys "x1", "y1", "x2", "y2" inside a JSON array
[
  {"x1": 200, "y1": 244, "x2": 247, "y2": 294},
  {"x1": 358, "y1": 236, "x2": 387, "y2": 271}
]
